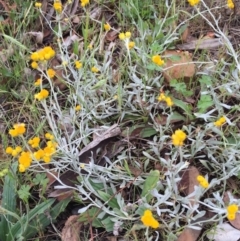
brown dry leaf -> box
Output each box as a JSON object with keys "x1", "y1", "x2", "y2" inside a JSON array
[
  {"x1": 163, "y1": 50, "x2": 195, "y2": 82},
  {"x1": 0, "y1": 1, "x2": 16, "y2": 25},
  {"x1": 48, "y1": 170, "x2": 78, "y2": 188},
  {"x1": 105, "y1": 30, "x2": 119, "y2": 42},
  {"x1": 178, "y1": 166, "x2": 200, "y2": 206},
  {"x1": 46, "y1": 170, "x2": 58, "y2": 189},
  {"x1": 48, "y1": 188, "x2": 74, "y2": 201},
  {"x1": 26, "y1": 31, "x2": 43, "y2": 44},
  {"x1": 72, "y1": 16, "x2": 80, "y2": 24},
  {"x1": 63, "y1": 34, "x2": 81, "y2": 48},
  {"x1": 223, "y1": 191, "x2": 240, "y2": 230},
  {"x1": 177, "y1": 227, "x2": 201, "y2": 241},
  {"x1": 181, "y1": 27, "x2": 190, "y2": 43},
  {"x1": 0, "y1": 47, "x2": 14, "y2": 63},
  {"x1": 79, "y1": 124, "x2": 121, "y2": 162},
  {"x1": 128, "y1": 165, "x2": 142, "y2": 177},
  {"x1": 177, "y1": 37, "x2": 227, "y2": 50},
  {"x1": 62, "y1": 215, "x2": 82, "y2": 241},
  {"x1": 50, "y1": 58, "x2": 67, "y2": 90}
]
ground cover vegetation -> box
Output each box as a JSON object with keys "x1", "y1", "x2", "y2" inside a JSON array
[{"x1": 0, "y1": 0, "x2": 240, "y2": 240}]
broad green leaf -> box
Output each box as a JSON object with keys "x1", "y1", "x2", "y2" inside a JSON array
[
  {"x1": 140, "y1": 126, "x2": 158, "y2": 138},
  {"x1": 88, "y1": 179, "x2": 113, "y2": 196},
  {"x1": 173, "y1": 98, "x2": 194, "y2": 120},
  {"x1": 198, "y1": 75, "x2": 212, "y2": 87},
  {"x1": 78, "y1": 207, "x2": 103, "y2": 228},
  {"x1": 102, "y1": 216, "x2": 114, "y2": 232},
  {"x1": 197, "y1": 95, "x2": 213, "y2": 113},
  {"x1": 97, "y1": 190, "x2": 120, "y2": 209},
  {"x1": 170, "y1": 112, "x2": 186, "y2": 122},
  {"x1": 141, "y1": 170, "x2": 160, "y2": 202}
]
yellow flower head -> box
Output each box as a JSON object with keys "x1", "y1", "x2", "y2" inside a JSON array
[
  {"x1": 104, "y1": 23, "x2": 111, "y2": 31},
  {"x1": 119, "y1": 32, "x2": 126, "y2": 40},
  {"x1": 18, "y1": 151, "x2": 32, "y2": 169},
  {"x1": 9, "y1": 123, "x2": 26, "y2": 137},
  {"x1": 45, "y1": 133, "x2": 54, "y2": 140},
  {"x1": 128, "y1": 41, "x2": 135, "y2": 49},
  {"x1": 28, "y1": 137, "x2": 40, "y2": 148},
  {"x1": 31, "y1": 52, "x2": 40, "y2": 61},
  {"x1": 80, "y1": 0, "x2": 90, "y2": 7},
  {"x1": 125, "y1": 31, "x2": 131, "y2": 38},
  {"x1": 10, "y1": 146, "x2": 22, "y2": 157},
  {"x1": 34, "y1": 78, "x2": 42, "y2": 87},
  {"x1": 42, "y1": 46, "x2": 55, "y2": 60},
  {"x1": 47, "y1": 68, "x2": 56, "y2": 78},
  {"x1": 158, "y1": 93, "x2": 166, "y2": 102},
  {"x1": 188, "y1": 0, "x2": 200, "y2": 6},
  {"x1": 214, "y1": 116, "x2": 226, "y2": 127},
  {"x1": 42, "y1": 144, "x2": 57, "y2": 163},
  {"x1": 75, "y1": 60, "x2": 82, "y2": 69},
  {"x1": 171, "y1": 129, "x2": 187, "y2": 147},
  {"x1": 227, "y1": 213, "x2": 236, "y2": 221},
  {"x1": 53, "y1": 0, "x2": 62, "y2": 12},
  {"x1": 227, "y1": 0, "x2": 234, "y2": 8},
  {"x1": 35, "y1": 2, "x2": 42, "y2": 7},
  {"x1": 19, "y1": 164, "x2": 26, "y2": 173},
  {"x1": 91, "y1": 66, "x2": 99, "y2": 73},
  {"x1": 88, "y1": 44, "x2": 93, "y2": 50},
  {"x1": 75, "y1": 105, "x2": 81, "y2": 111},
  {"x1": 152, "y1": 55, "x2": 164, "y2": 66},
  {"x1": 31, "y1": 46, "x2": 55, "y2": 62},
  {"x1": 197, "y1": 175, "x2": 209, "y2": 188},
  {"x1": 158, "y1": 93, "x2": 173, "y2": 107},
  {"x1": 227, "y1": 204, "x2": 238, "y2": 220},
  {"x1": 34, "y1": 89, "x2": 49, "y2": 101},
  {"x1": 141, "y1": 210, "x2": 160, "y2": 229},
  {"x1": 6, "y1": 147, "x2": 13, "y2": 154},
  {"x1": 227, "y1": 204, "x2": 238, "y2": 214},
  {"x1": 34, "y1": 149, "x2": 45, "y2": 160},
  {"x1": 31, "y1": 61, "x2": 38, "y2": 69},
  {"x1": 47, "y1": 140, "x2": 58, "y2": 148},
  {"x1": 165, "y1": 96, "x2": 174, "y2": 107}
]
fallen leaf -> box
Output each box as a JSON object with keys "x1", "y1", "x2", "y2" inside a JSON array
[
  {"x1": 105, "y1": 30, "x2": 119, "y2": 42},
  {"x1": 207, "y1": 223, "x2": 240, "y2": 241},
  {"x1": 177, "y1": 37, "x2": 229, "y2": 50},
  {"x1": 180, "y1": 26, "x2": 190, "y2": 43},
  {"x1": 177, "y1": 227, "x2": 201, "y2": 241},
  {"x1": 0, "y1": 47, "x2": 14, "y2": 63},
  {"x1": 178, "y1": 166, "x2": 200, "y2": 206},
  {"x1": 48, "y1": 188, "x2": 74, "y2": 201},
  {"x1": 62, "y1": 215, "x2": 82, "y2": 241},
  {"x1": 121, "y1": 125, "x2": 157, "y2": 139},
  {"x1": 223, "y1": 191, "x2": 240, "y2": 229},
  {"x1": 26, "y1": 31, "x2": 43, "y2": 44},
  {"x1": 63, "y1": 34, "x2": 80, "y2": 48},
  {"x1": 79, "y1": 124, "x2": 121, "y2": 163},
  {"x1": 163, "y1": 50, "x2": 195, "y2": 82}
]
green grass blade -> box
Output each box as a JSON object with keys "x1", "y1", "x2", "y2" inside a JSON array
[
  {"x1": 0, "y1": 163, "x2": 18, "y2": 241},
  {"x1": 24, "y1": 198, "x2": 71, "y2": 239},
  {"x1": 7, "y1": 199, "x2": 55, "y2": 241}
]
